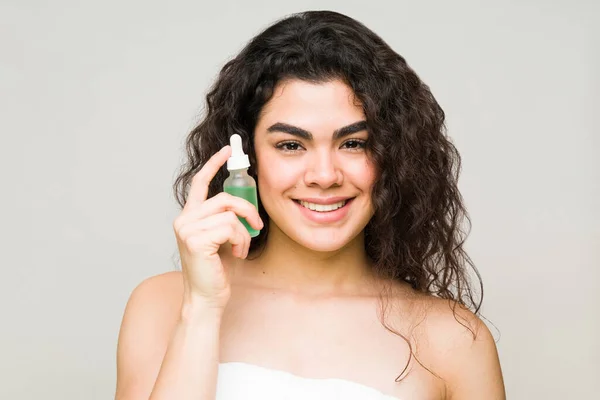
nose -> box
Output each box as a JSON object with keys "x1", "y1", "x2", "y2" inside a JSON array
[{"x1": 304, "y1": 150, "x2": 343, "y2": 188}]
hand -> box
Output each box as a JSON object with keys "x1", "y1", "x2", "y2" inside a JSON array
[{"x1": 172, "y1": 145, "x2": 263, "y2": 311}]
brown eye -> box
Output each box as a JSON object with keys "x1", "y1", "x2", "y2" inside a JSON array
[
  {"x1": 275, "y1": 141, "x2": 304, "y2": 152},
  {"x1": 341, "y1": 139, "x2": 366, "y2": 150}
]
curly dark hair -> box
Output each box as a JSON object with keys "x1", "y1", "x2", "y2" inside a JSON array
[{"x1": 173, "y1": 10, "x2": 483, "y2": 379}]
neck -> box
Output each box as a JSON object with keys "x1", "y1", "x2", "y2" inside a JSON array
[{"x1": 244, "y1": 223, "x2": 378, "y2": 297}]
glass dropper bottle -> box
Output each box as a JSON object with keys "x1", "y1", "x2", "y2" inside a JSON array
[{"x1": 223, "y1": 134, "x2": 260, "y2": 238}]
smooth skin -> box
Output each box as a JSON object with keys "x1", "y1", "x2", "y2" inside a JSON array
[{"x1": 115, "y1": 79, "x2": 505, "y2": 400}]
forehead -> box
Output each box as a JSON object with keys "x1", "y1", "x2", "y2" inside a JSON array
[{"x1": 257, "y1": 79, "x2": 365, "y2": 127}]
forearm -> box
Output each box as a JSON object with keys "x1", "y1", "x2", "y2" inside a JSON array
[{"x1": 149, "y1": 302, "x2": 223, "y2": 400}]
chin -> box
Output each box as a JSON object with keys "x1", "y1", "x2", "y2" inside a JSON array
[{"x1": 285, "y1": 226, "x2": 363, "y2": 253}]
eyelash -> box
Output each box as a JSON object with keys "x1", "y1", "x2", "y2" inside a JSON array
[{"x1": 275, "y1": 139, "x2": 367, "y2": 153}]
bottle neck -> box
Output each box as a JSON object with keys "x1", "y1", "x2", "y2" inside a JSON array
[{"x1": 228, "y1": 168, "x2": 249, "y2": 178}]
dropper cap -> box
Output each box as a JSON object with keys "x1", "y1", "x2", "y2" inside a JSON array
[{"x1": 227, "y1": 134, "x2": 250, "y2": 170}]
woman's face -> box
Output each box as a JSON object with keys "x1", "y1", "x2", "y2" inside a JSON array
[{"x1": 253, "y1": 78, "x2": 376, "y2": 252}]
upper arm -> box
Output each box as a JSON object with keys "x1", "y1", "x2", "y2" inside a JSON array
[
  {"x1": 419, "y1": 300, "x2": 505, "y2": 400},
  {"x1": 444, "y1": 318, "x2": 505, "y2": 399},
  {"x1": 115, "y1": 271, "x2": 184, "y2": 400}
]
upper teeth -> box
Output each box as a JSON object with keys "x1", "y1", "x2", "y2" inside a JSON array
[{"x1": 299, "y1": 200, "x2": 346, "y2": 212}]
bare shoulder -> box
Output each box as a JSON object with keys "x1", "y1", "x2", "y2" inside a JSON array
[
  {"x1": 415, "y1": 296, "x2": 488, "y2": 350},
  {"x1": 120, "y1": 271, "x2": 185, "y2": 329},
  {"x1": 128, "y1": 270, "x2": 184, "y2": 307},
  {"x1": 115, "y1": 271, "x2": 184, "y2": 399},
  {"x1": 413, "y1": 296, "x2": 506, "y2": 400}
]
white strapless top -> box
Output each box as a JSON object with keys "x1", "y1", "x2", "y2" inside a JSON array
[{"x1": 216, "y1": 362, "x2": 400, "y2": 400}]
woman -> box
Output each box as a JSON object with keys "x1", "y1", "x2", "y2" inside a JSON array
[{"x1": 115, "y1": 10, "x2": 505, "y2": 400}]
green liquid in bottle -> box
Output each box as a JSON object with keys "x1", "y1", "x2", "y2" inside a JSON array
[{"x1": 224, "y1": 185, "x2": 260, "y2": 238}]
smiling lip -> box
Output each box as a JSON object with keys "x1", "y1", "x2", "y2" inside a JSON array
[
  {"x1": 293, "y1": 197, "x2": 354, "y2": 223},
  {"x1": 294, "y1": 196, "x2": 353, "y2": 205}
]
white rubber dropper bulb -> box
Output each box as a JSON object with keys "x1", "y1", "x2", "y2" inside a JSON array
[{"x1": 227, "y1": 134, "x2": 250, "y2": 170}]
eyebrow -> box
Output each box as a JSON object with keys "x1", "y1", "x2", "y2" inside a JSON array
[{"x1": 266, "y1": 120, "x2": 368, "y2": 140}]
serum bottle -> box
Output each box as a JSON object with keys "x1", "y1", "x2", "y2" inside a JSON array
[{"x1": 223, "y1": 134, "x2": 260, "y2": 238}]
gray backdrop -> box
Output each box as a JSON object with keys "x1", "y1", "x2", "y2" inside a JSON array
[{"x1": 1, "y1": 0, "x2": 598, "y2": 399}]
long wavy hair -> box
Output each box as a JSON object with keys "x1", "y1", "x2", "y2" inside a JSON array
[{"x1": 173, "y1": 10, "x2": 483, "y2": 380}]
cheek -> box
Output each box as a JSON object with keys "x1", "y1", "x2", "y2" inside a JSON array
[
  {"x1": 256, "y1": 151, "x2": 303, "y2": 194},
  {"x1": 346, "y1": 158, "x2": 377, "y2": 192}
]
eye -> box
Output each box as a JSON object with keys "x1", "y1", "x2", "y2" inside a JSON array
[
  {"x1": 341, "y1": 139, "x2": 367, "y2": 150},
  {"x1": 275, "y1": 141, "x2": 304, "y2": 152}
]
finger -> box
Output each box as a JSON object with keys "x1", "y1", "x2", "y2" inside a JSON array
[
  {"x1": 203, "y1": 224, "x2": 247, "y2": 258},
  {"x1": 184, "y1": 192, "x2": 263, "y2": 230},
  {"x1": 231, "y1": 226, "x2": 249, "y2": 259},
  {"x1": 183, "y1": 145, "x2": 232, "y2": 212},
  {"x1": 209, "y1": 213, "x2": 250, "y2": 259},
  {"x1": 178, "y1": 212, "x2": 250, "y2": 257}
]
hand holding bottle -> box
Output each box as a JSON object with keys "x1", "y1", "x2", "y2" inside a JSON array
[{"x1": 172, "y1": 142, "x2": 263, "y2": 310}]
